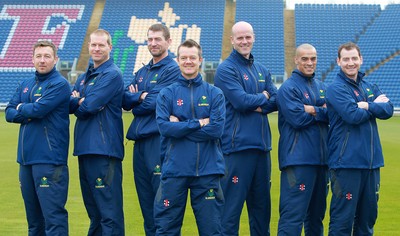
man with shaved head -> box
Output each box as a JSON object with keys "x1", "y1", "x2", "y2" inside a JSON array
[
  {"x1": 214, "y1": 21, "x2": 278, "y2": 235},
  {"x1": 277, "y1": 43, "x2": 329, "y2": 235}
]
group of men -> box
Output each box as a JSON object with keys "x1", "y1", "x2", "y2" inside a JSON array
[{"x1": 5, "y1": 20, "x2": 394, "y2": 236}]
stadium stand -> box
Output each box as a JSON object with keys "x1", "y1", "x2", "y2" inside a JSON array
[
  {"x1": 0, "y1": 0, "x2": 94, "y2": 103},
  {"x1": 0, "y1": 1, "x2": 399, "y2": 108},
  {"x1": 99, "y1": 0, "x2": 225, "y2": 85},
  {"x1": 294, "y1": 3, "x2": 381, "y2": 82},
  {"x1": 295, "y1": 3, "x2": 400, "y2": 107},
  {"x1": 235, "y1": 0, "x2": 285, "y2": 79}
]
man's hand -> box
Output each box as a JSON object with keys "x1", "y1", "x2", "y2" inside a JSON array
[
  {"x1": 304, "y1": 105, "x2": 316, "y2": 116},
  {"x1": 71, "y1": 90, "x2": 80, "y2": 98},
  {"x1": 357, "y1": 101, "x2": 369, "y2": 110},
  {"x1": 199, "y1": 118, "x2": 210, "y2": 127},
  {"x1": 140, "y1": 92, "x2": 148, "y2": 101},
  {"x1": 128, "y1": 84, "x2": 138, "y2": 93},
  {"x1": 71, "y1": 91, "x2": 85, "y2": 105},
  {"x1": 262, "y1": 90, "x2": 270, "y2": 100},
  {"x1": 374, "y1": 94, "x2": 389, "y2": 103},
  {"x1": 169, "y1": 115, "x2": 179, "y2": 122}
]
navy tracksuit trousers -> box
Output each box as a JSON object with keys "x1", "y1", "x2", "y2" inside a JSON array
[{"x1": 19, "y1": 164, "x2": 69, "y2": 236}]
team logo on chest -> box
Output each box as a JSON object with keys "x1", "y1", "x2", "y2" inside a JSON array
[
  {"x1": 150, "y1": 74, "x2": 158, "y2": 83},
  {"x1": 353, "y1": 90, "x2": 359, "y2": 97},
  {"x1": 243, "y1": 73, "x2": 249, "y2": 81},
  {"x1": 34, "y1": 87, "x2": 42, "y2": 97},
  {"x1": 23, "y1": 87, "x2": 29, "y2": 93},
  {"x1": 366, "y1": 88, "x2": 374, "y2": 98},
  {"x1": 303, "y1": 92, "x2": 309, "y2": 99},
  {"x1": 319, "y1": 89, "x2": 325, "y2": 98},
  {"x1": 89, "y1": 77, "x2": 97, "y2": 85},
  {"x1": 198, "y1": 96, "x2": 209, "y2": 107},
  {"x1": 177, "y1": 98, "x2": 184, "y2": 106},
  {"x1": 258, "y1": 72, "x2": 265, "y2": 82}
]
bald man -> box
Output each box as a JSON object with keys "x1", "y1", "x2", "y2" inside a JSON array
[
  {"x1": 277, "y1": 44, "x2": 329, "y2": 235},
  {"x1": 214, "y1": 21, "x2": 278, "y2": 235}
]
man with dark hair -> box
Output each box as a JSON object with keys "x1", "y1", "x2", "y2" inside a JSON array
[
  {"x1": 154, "y1": 39, "x2": 226, "y2": 235},
  {"x1": 70, "y1": 29, "x2": 125, "y2": 235},
  {"x1": 326, "y1": 42, "x2": 393, "y2": 235},
  {"x1": 6, "y1": 40, "x2": 70, "y2": 235},
  {"x1": 123, "y1": 23, "x2": 180, "y2": 235}
]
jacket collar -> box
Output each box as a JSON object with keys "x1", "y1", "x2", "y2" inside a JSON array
[
  {"x1": 35, "y1": 66, "x2": 57, "y2": 81},
  {"x1": 230, "y1": 49, "x2": 254, "y2": 66},
  {"x1": 87, "y1": 57, "x2": 114, "y2": 74},
  {"x1": 178, "y1": 73, "x2": 203, "y2": 87},
  {"x1": 338, "y1": 69, "x2": 365, "y2": 85},
  {"x1": 146, "y1": 54, "x2": 174, "y2": 69},
  {"x1": 292, "y1": 69, "x2": 315, "y2": 82}
]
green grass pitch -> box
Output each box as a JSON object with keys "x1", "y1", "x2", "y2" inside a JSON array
[{"x1": 0, "y1": 112, "x2": 399, "y2": 235}]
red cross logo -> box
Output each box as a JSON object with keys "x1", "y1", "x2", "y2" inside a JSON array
[
  {"x1": 304, "y1": 92, "x2": 309, "y2": 99},
  {"x1": 163, "y1": 199, "x2": 170, "y2": 207},
  {"x1": 177, "y1": 99, "x2": 184, "y2": 106},
  {"x1": 138, "y1": 77, "x2": 143, "y2": 83},
  {"x1": 243, "y1": 74, "x2": 249, "y2": 81},
  {"x1": 23, "y1": 87, "x2": 29, "y2": 93},
  {"x1": 232, "y1": 176, "x2": 239, "y2": 184},
  {"x1": 345, "y1": 192, "x2": 352, "y2": 200},
  {"x1": 299, "y1": 184, "x2": 306, "y2": 191},
  {"x1": 354, "y1": 90, "x2": 359, "y2": 96}
]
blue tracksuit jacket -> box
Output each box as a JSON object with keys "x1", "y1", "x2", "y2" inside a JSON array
[
  {"x1": 326, "y1": 70, "x2": 393, "y2": 169},
  {"x1": 214, "y1": 49, "x2": 278, "y2": 155},
  {"x1": 5, "y1": 67, "x2": 70, "y2": 165},
  {"x1": 277, "y1": 69, "x2": 328, "y2": 170},
  {"x1": 70, "y1": 58, "x2": 124, "y2": 159},
  {"x1": 156, "y1": 74, "x2": 226, "y2": 178},
  {"x1": 123, "y1": 54, "x2": 180, "y2": 141}
]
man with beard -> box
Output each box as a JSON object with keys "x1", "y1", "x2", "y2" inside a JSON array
[{"x1": 122, "y1": 23, "x2": 180, "y2": 236}]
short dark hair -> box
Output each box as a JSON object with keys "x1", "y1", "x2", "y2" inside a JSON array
[
  {"x1": 148, "y1": 23, "x2": 171, "y2": 40},
  {"x1": 338, "y1": 42, "x2": 361, "y2": 59},
  {"x1": 91, "y1": 29, "x2": 112, "y2": 45},
  {"x1": 177, "y1": 39, "x2": 202, "y2": 58},
  {"x1": 33, "y1": 40, "x2": 57, "y2": 57}
]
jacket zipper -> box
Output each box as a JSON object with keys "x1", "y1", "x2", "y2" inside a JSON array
[
  {"x1": 189, "y1": 83, "x2": 200, "y2": 176},
  {"x1": 248, "y1": 64, "x2": 267, "y2": 150}
]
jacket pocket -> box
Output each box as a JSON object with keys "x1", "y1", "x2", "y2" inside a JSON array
[
  {"x1": 339, "y1": 131, "x2": 350, "y2": 159},
  {"x1": 289, "y1": 132, "x2": 299, "y2": 154}
]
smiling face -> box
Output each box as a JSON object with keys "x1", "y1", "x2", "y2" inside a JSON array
[
  {"x1": 295, "y1": 45, "x2": 317, "y2": 77},
  {"x1": 337, "y1": 48, "x2": 363, "y2": 81},
  {"x1": 177, "y1": 45, "x2": 202, "y2": 79},
  {"x1": 88, "y1": 32, "x2": 112, "y2": 68},
  {"x1": 231, "y1": 21, "x2": 255, "y2": 59},
  {"x1": 32, "y1": 46, "x2": 58, "y2": 74}
]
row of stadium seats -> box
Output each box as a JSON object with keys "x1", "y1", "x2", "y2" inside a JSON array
[{"x1": 0, "y1": 1, "x2": 399, "y2": 108}]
